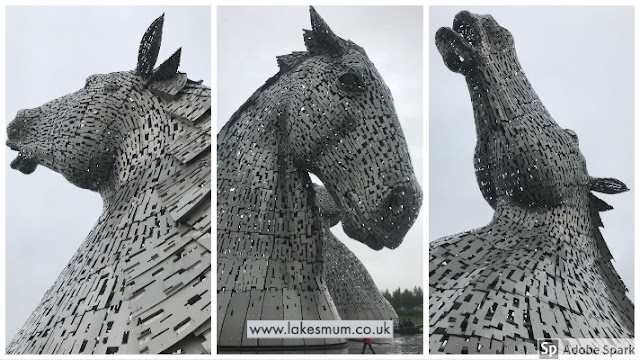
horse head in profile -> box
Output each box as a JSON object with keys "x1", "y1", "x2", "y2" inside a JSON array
[
  {"x1": 8, "y1": 15, "x2": 208, "y2": 196},
  {"x1": 288, "y1": 11, "x2": 421, "y2": 249},
  {"x1": 217, "y1": 7, "x2": 421, "y2": 349},
  {"x1": 430, "y1": 11, "x2": 632, "y2": 354},
  {"x1": 7, "y1": 15, "x2": 211, "y2": 354}
]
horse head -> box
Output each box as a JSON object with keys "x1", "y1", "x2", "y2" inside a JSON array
[
  {"x1": 430, "y1": 12, "x2": 633, "y2": 353},
  {"x1": 283, "y1": 7, "x2": 421, "y2": 250},
  {"x1": 6, "y1": 14, "x2": 212, "y2": 354},
  {"x1": 435, "y1": 11, "x2": 516, "y2": 76},
  {"x1": 7, "y1": 14, "x2": 184, "y2": 193},
  {"x1": 435, "y1": 11, "x2": 627, "y2": 212}
]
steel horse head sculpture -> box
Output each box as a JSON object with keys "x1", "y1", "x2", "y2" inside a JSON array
[
  {"x1": 217, "y1": 7, "x2": 421, "y2": 349},
  {"x1": 430, "y1": 11, "x2": 633, "y2": 354},
  {"x1": 7, "y1": 15, "x2": 211, "y2": 354}
]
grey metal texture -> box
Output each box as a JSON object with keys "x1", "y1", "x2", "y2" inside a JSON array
[
  {"x1": 315, "y1": 184, "x2": 399, "y2": 323},
  {"x1": 430, "y1": 11, "x2": 633, "y2": 354},
  {"x1": 217, "y1": 6, "x2": 421, "y2": 349},
  {"x1": 6, "y1": 15, "x2": 211, "y2": 354}
]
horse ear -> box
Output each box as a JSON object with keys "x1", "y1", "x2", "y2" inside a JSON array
[
  {"x1": 136, "y1": 14, "x2": 164, "y2": 78},
  {"x1": 589, "y1": 192, "x2": 614, "y2": 212},
  {"x1": 589, "y1": 177, "x2": 629, "y2": 194},
  {"x1": 277, "y1": 52, "x2": 308, "y2": 72},
  {"x1": 304, "y1": 6, "x2": 347, "y2": 55},
  {"x1": 148, "y1": 48, "x2": 181, "y2": 83}
]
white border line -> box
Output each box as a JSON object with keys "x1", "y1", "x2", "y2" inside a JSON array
[{"x1": 0, "y1": 0, "x2": 637, "y2": 359}]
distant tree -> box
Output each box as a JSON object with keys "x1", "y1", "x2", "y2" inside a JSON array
[
  {"x1": 380, "y1": 286, "x2": 424, "y2": 310},
  {"x1": 392, "y1": 287, "x2": 403, "y2": 309},
  {"x1": 401, "y1": 288, "x2": 413, "y2": 310},
  {"x1": 411, "y1": 286, "x2": 423, "y2": 309},
  {"x1": 382, "y1": 289, "x2": 392, "y2": 303}
]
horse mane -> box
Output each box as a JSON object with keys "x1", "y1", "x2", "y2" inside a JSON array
[
  {"x1": 588, "y1": 191, "x2": 634, "y2": 317},
  {"x1": 217, "y1": 33, "x2": 366, "y2": 144},
  {"x1": 149, "y1": 71, "x2": 211, "y2": 247},
  {"x1": 118, "y1": 71, "x2": 212, "y2": 351},
  {"x1": 149, "y1": 72, "x2": 211, "y2": 158},
  {"x1": 217, "y1": 69, "x2": 283, "y2": 145}
]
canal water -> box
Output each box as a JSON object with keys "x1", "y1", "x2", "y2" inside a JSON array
[
  {"x1": 220, "y1": 333, "x2": 424, "y2": 354},
  {"x1": 347, "y1": 333, "x2": 423, "y2": 354}
]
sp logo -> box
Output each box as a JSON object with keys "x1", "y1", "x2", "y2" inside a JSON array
[{"x1": 538, "y1": 339, "x2": 559, "y2": 359}]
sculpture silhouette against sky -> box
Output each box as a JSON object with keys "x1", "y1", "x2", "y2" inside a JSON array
[
  {"x1": 430, "y1": 11, "x2": 633, "y2": 354},
  {"x1": 6, "y1": 14, "x2": 211, "y2": 354},
  {"x1": 217, "y1": 7, "x2": 421, "y2": 350}
]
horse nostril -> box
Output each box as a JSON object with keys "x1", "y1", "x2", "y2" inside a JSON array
[
  {"x1": 7, "y1": 123, "x2": 22, "y2": 139},
  {"x1": 385, "y1": 187, "x2": 408, "y2": 216}
]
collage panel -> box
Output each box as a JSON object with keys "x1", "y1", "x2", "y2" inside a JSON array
[
  {"x1": 429, "y1": 6, "x2": 634, "y2": 356},
  {"x1": 5, "y1": 6, "x2": 211, "y2": 355},
  {"x1": 217, "y1": 5, "x2": 424, "y2": 355},
  {"x1": 2, "y1": 2, "x2": 636, "y2": 359}
]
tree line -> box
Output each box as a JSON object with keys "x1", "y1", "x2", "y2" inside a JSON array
[{"x1": 381, "y1": 286, "x2": 423, "y2": 310}]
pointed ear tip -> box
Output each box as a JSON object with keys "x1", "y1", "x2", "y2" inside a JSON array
[
  {"x1": 615, "y1": 182, "x2": 629, "y2": 193},
  {"x1": 309, "y1": 7, "x2": 322, "y2": 21}
]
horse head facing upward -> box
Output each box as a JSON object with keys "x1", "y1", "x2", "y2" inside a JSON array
[
  {"x1": 430, "y1": 11, "x2": 632, "y2": 354},
  {"x1": 7, "y1": 14, "x2": 211, "y2": 354},
  {"x1": 276, "y1": 7, "x2": 421, "y2": 249},
  {"x1": 435, "y1": 10, "x2": 627, "y2": 211}
]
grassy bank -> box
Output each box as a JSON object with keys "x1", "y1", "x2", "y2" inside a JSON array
[{"x1": 396, "y1": 309, "x2": 423, "y2": 325}]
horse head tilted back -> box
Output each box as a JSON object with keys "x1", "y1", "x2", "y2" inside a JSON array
[
  {"x1": 7, "y1": 14, "x2": 211, "y2": 354},
  {"x1": 281, "y1": 7, "x2": 421, "y2": 249},
  {"x1": 436, "y1": 10, "x2": 627, "y2": 211},
  {"x1": 430, "y1": 11, "x2": 632, "y2": 354},
  {"x1": 7, "y1": 14, "x2": 195, "y2": 194}
]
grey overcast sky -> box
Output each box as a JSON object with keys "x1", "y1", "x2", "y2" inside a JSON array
[
  {"x1": 5, "y1": 6, "x2": 210, "y2": 342},
  {"x1": 430, "y1": 7, "x2": 634, "y2": 301},
  {"x1": 218, "y1": 6, "x2": 424, "y2": 294}
]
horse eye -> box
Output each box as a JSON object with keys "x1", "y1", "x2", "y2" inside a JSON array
[
  {"x1": 564, "y1": 128, "x2": 578, "y2": 141},
  {"x1": 339, "y1": 73, "x2": 364, "y2": 92}
]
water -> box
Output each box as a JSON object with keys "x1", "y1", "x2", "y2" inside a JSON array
[
  {"x1": 220, "y1": 333, "x2": 424, "y2": 355},
  {"x1": 348, "y1": 333, "x2": 423, "y2": 354}
]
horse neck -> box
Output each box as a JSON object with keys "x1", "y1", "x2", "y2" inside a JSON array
[
  {"x1": 493, "y1": 195, "x2": 597, "y2": 246},
  {"x1": 99, "y1": 110, "x2": 177, "y2": 210},
  {"x1": 218, "y1": 82, "x2": 322, "y2": 263},
  {"x1": 465, "y1": 63, "x2": 553, "y2": 138}
]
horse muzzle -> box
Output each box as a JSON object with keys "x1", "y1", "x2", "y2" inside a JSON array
[
  {"x1": 343, "y1": 176, "x2": 422, "y2": 250},
  {"x1": 7, "y1": 108, "x2": 42, "y2": 174}
]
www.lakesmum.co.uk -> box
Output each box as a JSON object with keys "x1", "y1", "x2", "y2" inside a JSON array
[{"x1": 246, "y1": 320, "x2": 394, "y2": 338}]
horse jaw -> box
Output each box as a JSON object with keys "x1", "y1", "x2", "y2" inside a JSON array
[{"x1": 9, "y1": 152, "x2": 38, "y2": 174}]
